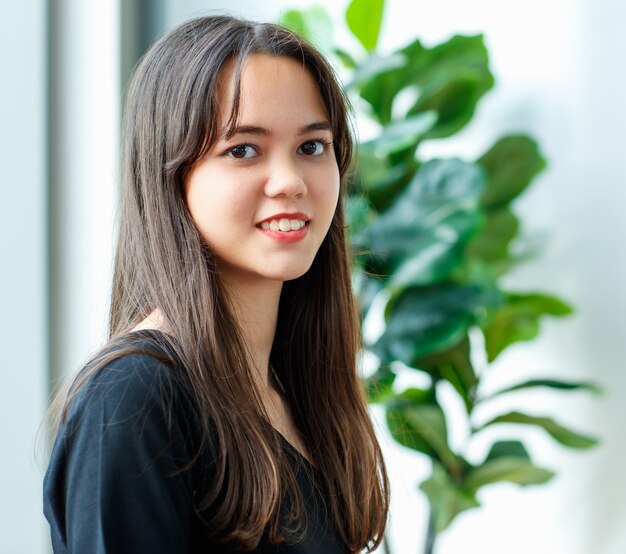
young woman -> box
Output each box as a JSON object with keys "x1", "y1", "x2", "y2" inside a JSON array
[{"x1": 44, "y1": 15, "x2": 389, "y2": 553}]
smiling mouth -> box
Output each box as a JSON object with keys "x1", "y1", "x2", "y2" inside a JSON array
[{"x1": 256, "y1": 218, "x2": 309, "y2": 232}]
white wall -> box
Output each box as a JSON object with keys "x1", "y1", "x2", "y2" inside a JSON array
[
  {"x1": 48, "y1": 0, "x2": 120, "y2": 388},
  {"x1": 0, "y1": 1, "x2": 120, "y2": 553},
  {"x1": 0, "y1": 1, "x2": 48, "y2": 552}
]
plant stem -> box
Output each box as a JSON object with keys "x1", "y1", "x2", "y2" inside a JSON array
[{"x1": 423, "y1": 505, "x2": 437, "y2": 554}]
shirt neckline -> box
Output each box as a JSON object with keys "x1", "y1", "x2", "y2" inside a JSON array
[{"x1": 275, "y1": 430, "x2": 320, "y2": 472}]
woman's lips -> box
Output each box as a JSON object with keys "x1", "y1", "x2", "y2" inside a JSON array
[{"x1": 256, "y1": 221, "x2": 310, "y2": 243}]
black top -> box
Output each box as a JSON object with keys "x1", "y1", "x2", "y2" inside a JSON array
[{"x1": 43, "y1": 332, "x2": 348, "y2": 553}]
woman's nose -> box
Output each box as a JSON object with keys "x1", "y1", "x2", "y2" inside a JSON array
[{"x1": 264, "y1": 157, "x2": 308, "y2": 198}]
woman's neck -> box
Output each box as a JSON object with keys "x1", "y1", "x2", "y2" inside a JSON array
[{"x1": 221, "y1": 273, "x2": 283, "y2": 392}]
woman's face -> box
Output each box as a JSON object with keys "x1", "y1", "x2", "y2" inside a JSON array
[{"x1": 185, "y1": 54, "x2": 340, "y2": 286}]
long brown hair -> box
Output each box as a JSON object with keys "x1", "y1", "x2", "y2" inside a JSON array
[{"x1": 58, "y1": 15, "x2": 388, "y2": 552}]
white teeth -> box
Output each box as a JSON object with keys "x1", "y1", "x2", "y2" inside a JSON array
[{"x1": 260, "y1": 218, "x2": 306, "y2": 232}]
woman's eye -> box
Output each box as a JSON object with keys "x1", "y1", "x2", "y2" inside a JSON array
[
  {"x1": 227, "y1": 144, "x2": 256, "y2": 159},
  {"x1": 298, "y1": 140, "x2": 328, "y2": 157}
]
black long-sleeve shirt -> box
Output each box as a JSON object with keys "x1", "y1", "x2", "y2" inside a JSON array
[{"x1": 43, "y1": 332, "x2": 347, "y2": 553}]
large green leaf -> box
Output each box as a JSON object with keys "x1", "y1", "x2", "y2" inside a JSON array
[
  {"x1": 373, "y1": 284, "x2": 484, "y2": 363},
  {"x1": 361, "y1": 111, "x2": 438, "y2": 155},
  {"x1": 353, "y1": 146, "x2": 399, "y2": 194},
  {"x1": 483, "y1": 379, "x2": 603, "y2": 401},
  {"x1": 465, "y1": 457, "x2": 554, "y2": 490},
  {"x1": 482, "y1": 293, "x2": 574, "y2": 361},
  {"x1": 466, "y1": 207, "x2": 519, "y2": 264},
  {"x1": 477, "y1": 411, "x2": 599, "y2": 449},
  {"x1": 279, "y1": 5, "x2": 333, "y2": 54},
  {"x1": 359, "y1": 69, "x2": 403, "y2": 125},
  {"x1": 408, "y1": 35, "x2": 494, "y2": 139},
  {"x1": 347, "y1": 52, "x2": 406, "y2": 89},
  {"x1": 478, "y1": 135, "x2": 547, "y2": 208},
  {"x1": 333, "y1": 46, "x2": 358, "y2": 69},
  {"x1": 485, "y1": 440, "x2": 530, "y2": 461},
  {"x1": 388, "y1": 240, "x2": 469, "y2": 289},
  {"x1": 346, "y1": 0, "x2": 385, "y2": 52},
  {"x1": 413, "y1": 337, "x2": 477, "y2": 413},
  {"x1": 359, "y1": 34, "x2": 493, "y2": 131},
  {"x1": 353, "y1": 150, "x2": 417, "y2": 210},
  {"x1": 345, "y1": 194, "x2": 374, "y2": 242},
  {"x1": 464, "y1": 439, "x2": 554, "y2": 489},
  {"x1": 363, "y1": 363, "x2": 396, "y2": 404},
  {"x1": 408, "y1": 74, "x2": 488, "y2": 139},
  {"x1": 386, "y1": 388, "x2": 461, "y2": 473},
  {"x1": 356, "y1": 159, "x2": 486, "y2": 286},
  {"x1": 420, "y1": 462, "x2": 480, "y2": 532},
  {"x1": 280, "y1": 9, "x2": 308, "y2": 37}
]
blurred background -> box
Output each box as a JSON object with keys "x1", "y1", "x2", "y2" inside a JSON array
[{"x1": 1, "y1": 0, "x2": 624, "y2": 552}]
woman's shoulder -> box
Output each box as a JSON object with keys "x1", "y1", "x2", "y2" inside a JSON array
[
  {"x1": 44, "y1": 331, "x2": 205, "y2": 552},
  {"x1": 48, "y1": 329, "x2": 208, "y2": 485},
  {"x1": 62, "y1": 330, "x2": 197, "y2": 438}
]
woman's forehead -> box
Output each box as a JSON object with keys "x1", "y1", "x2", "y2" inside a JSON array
[{"x1": 214, "y1": 54, "x2": 329, "y2": 133}]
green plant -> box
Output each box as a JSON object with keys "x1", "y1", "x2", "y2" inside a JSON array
[{"x1": 280, "y1": 1, "x2": 600, "y2": 552}]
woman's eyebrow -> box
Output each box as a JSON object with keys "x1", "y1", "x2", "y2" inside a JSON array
[
  {"x1": 299, "y1": 122, "x2": 332, "y2": 134},
  {"x1": 222, "y1": 125, "x2": 269, "y2": 140},
  {"x1": 221, "y1": 121, "x2": 332, "y2": 140}
]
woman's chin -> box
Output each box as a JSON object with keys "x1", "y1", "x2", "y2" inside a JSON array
[{"x1": 274, "y1": 266, "x2": 312, "y2": 283}]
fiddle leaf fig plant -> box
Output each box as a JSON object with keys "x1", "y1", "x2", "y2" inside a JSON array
[{"x1": 280, "y1": 1, "x2": 600, "y2": 552}]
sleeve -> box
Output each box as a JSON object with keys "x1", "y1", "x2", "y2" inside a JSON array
[{"x1": 43, "y1": 353, "x2": 198, "y2": 554}]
